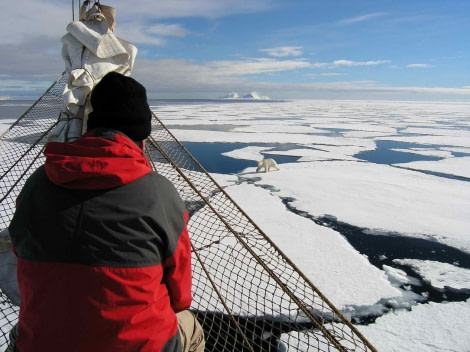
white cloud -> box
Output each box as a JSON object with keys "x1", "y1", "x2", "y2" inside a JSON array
[
  {"x1": 306, "y1": 59, "x2": 391, "y2": 70},
  {"x1": 259, "y1": 46, "x2": 303, "y2": 57},
  {"x1": 0, "y1": 1, "x2": 277, "y2": 46},
  {"x1": 306, "y1": 73, "x2": 345, "y2": 78},
  {"x1": 407, "y1": 64, "x2": 435, "y2": 68},
  {"x1": 338, "y1": 13, "x2": 386, "y2": 25},
  {"x1": 128, "y1": 58, "x2": 470, "y2": 100},
  {"x1": 106, "y1": 0, "x2": 278, "y2": 21},
  {"x1": 311, "y1": 62, "x2": 331, "y2": 69},
  {"x1": 333, "y1": 60, "x2": 391, "y2": 67},
  {"x1": 0, "y1": 37, "x2": 63, "y2": 79},
  {"x1": 0, "y1": 2, "x2": 68, "y2": 45},
  {"x1": 206, "y1": 58, "x2": 311, "y2": 76},
  {"x1": 349, "y1": 85, "x2": 470, "y2": 96},
  {"x1": 147, "y1": 24, "x2": 190, "y2": 37},
  {"x1": 115, "y1": 25, "x2": 166, "y2": 46},
  {"x1": 122, "y1": 23, "x2": 190, "y2": 46}
]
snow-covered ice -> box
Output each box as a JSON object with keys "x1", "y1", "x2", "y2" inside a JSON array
[
  {"x1": 357, "y1": 299, "x2": 470, "y2": 352},
  {"x1": 393, "y1": 259, "x2": 470, "y2": 293},
  {"x1": 152, "y1": 99, "x2": 470, "y2": 351},
  {"x1": 1, "y1": 98, "x2": 470, "y2": 351},
  {"x1": 394, "y1": 156, "x2": 470, "y2": 179},
  {"x1": 223, "y1": 183, "x2": 401, "y2": 308}
]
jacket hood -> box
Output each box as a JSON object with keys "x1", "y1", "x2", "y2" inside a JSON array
[{"x1": 44, "y1": 130, "x2": 152, "y2": 190}]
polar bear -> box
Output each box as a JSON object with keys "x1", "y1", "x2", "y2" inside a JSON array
[{"x1": 256, "y1": 158, "x2": 280, "y2": 173}]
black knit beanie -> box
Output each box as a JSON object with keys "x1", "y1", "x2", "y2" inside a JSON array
[{"x1": 87, "y1": 72, "x2": 152, "y2": 141}]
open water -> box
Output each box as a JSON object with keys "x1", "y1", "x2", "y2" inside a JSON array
[{"x1": 0, "y1": 100, "x2": 32, "y2": 121}]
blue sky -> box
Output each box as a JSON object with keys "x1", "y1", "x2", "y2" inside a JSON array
[{"x1": 0, "y1": 0, "x2": 469, "y2": 100}]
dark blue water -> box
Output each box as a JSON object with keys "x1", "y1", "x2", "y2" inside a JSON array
[
  {"x1": 279, "y1": 197, "x2": 470, "y2": 319},
  {"x1": 182, "y1": 142, "x2": 300, "y2": 174},
  {"x1": 355, "y1": 140, "x2": 470, "y2": 181},
  {"x1": 182, "y1": 139, "x2": 468, "y2": 182},
  {"x1": 0, "y1": 100, "x2": 33, "y2": 120},
  {"x1": 355, "y1": 140, "x2": 444, "y2": 164}
]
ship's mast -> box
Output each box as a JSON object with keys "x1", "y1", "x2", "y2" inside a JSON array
[{"x1": 72, "y1": 0, "x2": 84, "y2": 21}]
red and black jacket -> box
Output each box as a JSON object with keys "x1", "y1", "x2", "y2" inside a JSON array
[{"x1": 9, "y1": 129, "x2": 192, "y2": 352}]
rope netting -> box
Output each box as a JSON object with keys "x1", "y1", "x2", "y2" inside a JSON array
[{"x1": 0, "y1": 74, "x2": 377, "y2": 352}]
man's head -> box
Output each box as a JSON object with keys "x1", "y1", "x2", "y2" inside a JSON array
[{"x1": 87, "y1": 72, "x2": 152, "y2": 141}]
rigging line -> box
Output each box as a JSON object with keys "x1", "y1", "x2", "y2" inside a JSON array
[
  {"x1": 0, "y1": 99, "x2": 63, "y2": 188},
  {"x1": 0, "y1": 114, "x2": 60, "y2": 203},
  {"x1": 147, "y1": 114, "x2": 378, "y2": 351},
  {"x1": 145, "y1": 134, "x2": 255, "y2": 350},
  {"x1": 146, "y1": 125, "x2": 352, "y2": 351},
  {"x1": 0, "y1": 71, "x2": 380, "y2": 351},
  {"x1": 0, "y1": 74, "x2": 64, "y2": 141},
  {"x1": 0, "y1": 142, "x2": 47, "y2": 205},
  {"x1": 190, "y1": 241, "x2": 257, "y2": 352}
]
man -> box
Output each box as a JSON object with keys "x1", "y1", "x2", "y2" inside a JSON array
[{"x1": 8, "y1": 72, "x2": 204, "y2": 352}]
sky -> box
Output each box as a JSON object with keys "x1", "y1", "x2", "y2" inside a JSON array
[{"x1": 0, "y1": 0, "x2": 470, "y2": 100}]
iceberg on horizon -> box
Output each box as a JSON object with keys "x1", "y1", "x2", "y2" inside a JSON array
[
  {"x1": 219, "y1": 91, "x2": 270, "y2": 100},
  {"x1": 219, "y1": 92, "x2": 241, "y2": 99},
  {"x1": 242, "y1": 92, "x2": 270, "y2": 100}
]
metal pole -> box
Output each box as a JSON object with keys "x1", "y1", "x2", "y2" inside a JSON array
[{"x1": 72, "y1": 0, "x2": 75, "y2": 21}]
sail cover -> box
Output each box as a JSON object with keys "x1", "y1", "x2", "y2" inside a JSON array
[
  {"x1": 0, "y1": 73, "x2": 378, "y2": 351},
  {"x1": 49, "y1": 2, "x2": 137, "y2": 143}
]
